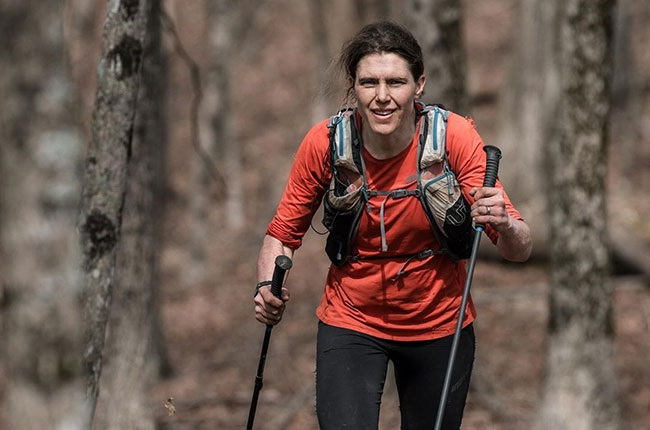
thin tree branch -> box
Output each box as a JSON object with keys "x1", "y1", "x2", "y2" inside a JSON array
[{"x1": 160, "y1": 8, "x2": 226, "y2": 199}]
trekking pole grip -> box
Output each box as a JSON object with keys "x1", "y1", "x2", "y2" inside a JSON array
[
  {"x1": 270, "y1": 255, "x2": 292, "y2": 298},
  {"x1": 482, "y1": 145, "x2": 502, "y2": 188}
]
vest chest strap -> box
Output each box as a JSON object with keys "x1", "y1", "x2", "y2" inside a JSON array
[{"x1": 364, "y1": 188, "x2": 421, "y2": 252}]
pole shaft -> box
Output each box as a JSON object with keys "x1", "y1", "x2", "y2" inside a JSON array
[{"x1": 434, "y1": 228, "x2": 482, "y2": 430}]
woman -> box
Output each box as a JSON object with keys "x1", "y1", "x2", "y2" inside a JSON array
[{"x1": 253, "y1": 21, "x2": 532, "y2": 429}]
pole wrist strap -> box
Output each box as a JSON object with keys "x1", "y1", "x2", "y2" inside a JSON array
[{"x1": 254, "y1": 280, "x2": 273, "y2": 297}]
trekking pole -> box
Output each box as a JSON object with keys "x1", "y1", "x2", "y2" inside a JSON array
[
  {"x1": 247, "y1": 255, "x2": 293, "y2": 430},
  {"x1": 434, "y1": 145, "x2": 502, "y2": 430}
]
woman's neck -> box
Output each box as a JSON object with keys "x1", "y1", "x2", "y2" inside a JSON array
[{"x1": 361, "y1": 119, "x2": 417, "y2": 160}]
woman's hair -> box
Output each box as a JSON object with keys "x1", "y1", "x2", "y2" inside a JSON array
[{"x1": 337, "y1": 20, "x2": 424, "y2": 103}]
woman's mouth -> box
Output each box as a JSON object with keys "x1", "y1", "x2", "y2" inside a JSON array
[{"x1": 372, "y1": 109, "x2": 395, "y2": 118}]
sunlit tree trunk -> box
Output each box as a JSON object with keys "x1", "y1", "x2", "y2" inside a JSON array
[
  {"x1": 0, "y1": 0, "x2": 85, "y2": 428},
  {"x1": 78, "y1": 0, "x2": 150, "y2": 427},
  {"x1": 93, "y1": 1, "x2": 166, "y2": 428},
  {"x1": 536, "y1": 1, "x2": 621, "y2": 429}
]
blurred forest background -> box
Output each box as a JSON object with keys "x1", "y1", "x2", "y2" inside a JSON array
[{"x1": 1, "y1": 0, "x2": 649, "y2": 429}]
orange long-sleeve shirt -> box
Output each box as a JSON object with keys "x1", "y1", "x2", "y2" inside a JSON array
[{"x1": 266, "y1": 111, "x2": 523, "y2": 341}]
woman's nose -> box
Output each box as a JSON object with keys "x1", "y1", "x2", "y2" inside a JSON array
[{"x1": 376, "y1": 83, "x2": 390, "y2": 102}]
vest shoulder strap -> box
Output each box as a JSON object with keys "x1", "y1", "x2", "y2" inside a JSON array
[
  {"x1": 328, "y1": 109, "x2": 362, "y2": 174},
  {"x1": 417, "y1": 103, "x2": 450, "y2": 169},
  {"x1": 322, "y1": 103, "x2": 473, "y2": 264},
  {"x1": 328, "y1": 104, "x2": 450, "y2": 174}
]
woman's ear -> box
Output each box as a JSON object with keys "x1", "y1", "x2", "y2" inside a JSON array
[
  {"x1": 416, "y1": 75, "x2": 426, "y2": 98},
  {"x1": 346, "y1": 77, "x2": 357, "y2": 105}
]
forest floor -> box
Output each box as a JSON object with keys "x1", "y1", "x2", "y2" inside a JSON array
[{"x1": 152, "y1": 231, "x2": 650, "y2": 430}]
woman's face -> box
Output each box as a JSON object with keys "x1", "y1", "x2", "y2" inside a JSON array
[{"x1": 353, "y1": 52, "x2": 425, "y2": 140}]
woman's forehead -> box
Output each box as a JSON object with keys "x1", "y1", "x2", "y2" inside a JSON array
[{"x1": 356, "y1": 52, "x2": 411, "y2": 76}]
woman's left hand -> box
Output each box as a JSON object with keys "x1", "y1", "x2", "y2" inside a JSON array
[
  {"x1": 469, "y1": 186, "x2": 510, "y2": 231},
  {"x1": 469, "y1": 186, "x2": 533, "y2": 262}
]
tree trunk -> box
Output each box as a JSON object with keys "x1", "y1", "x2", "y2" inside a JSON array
[
  {"x1": 355, "y1": 0, "x2": 391, "y2": 22},
  {"x1": 204, "y1": 0, "x2": 242, "y2": 229},
  {"x1": 406, "y1": 0, "x2": 469, "y2": 114},
  {"x1": 93, "y1": 1, "x2": 166, "y2": 429},
  {"x1": 309, "y1": 0, "x2": 333, "y2": 122},
  {"x1": 0, "y1": 1, "x2": 85, "y2": 428},
  {"x1": 188, "y1": 0, "x2": 251, "y2": 283},
  {"x1": 496, "y1": 0, "x2": 561, "y2": 253},
  {"x1": 78, "y1": 0, "x2": 151, "y2": 427},
  {"x1": 536, "y1": 1, "x2": 621, "y2": 429}
]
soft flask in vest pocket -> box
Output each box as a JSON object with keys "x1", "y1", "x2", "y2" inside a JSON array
[
  {"x1": 419, "y1": 163, "x2": 474, "y2": 260},
  {"x1": 322, "y1": 188, "x2": 364, "y2": 266}
]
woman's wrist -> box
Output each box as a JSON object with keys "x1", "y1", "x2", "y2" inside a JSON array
[{"x1": 254, "y1": 280, "x2": 273, "y2": 297}]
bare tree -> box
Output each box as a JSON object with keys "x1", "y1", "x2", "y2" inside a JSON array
[
  {"x1": 207, "y1": 0, "x2": 259, "y2": 232},
  {"x1": 535, "y1": 1, "x2": 621, "y2": 429},
  {"x1": 187, "y1": 0, "x2": 259, "y2": 282},
  {"x1": 93, "y1": 1, "x2": 167, "y2": 429},
  {"x1": 496, "y1": 0, "x2": 561, "y2": 252},
  {"x1": 192, "y1": 0, "x2": 242, "y2": 263},
  {"x1": 78, "y1": 0, "x2": 151, "y2": 427},
  {"x1": 0, "y1": 1, "x2": 85, "y2": 428},
  {"x1": 406, "y1": 0, "x2": 469, "y2": 114}
]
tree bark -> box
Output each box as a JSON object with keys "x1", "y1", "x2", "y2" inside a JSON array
[
  {"x1": 406, "y1": 0, "x2": 469, "y2": 114},
  {"x1": 0, "y1": 0, "x2": 85, "y2": 428},
  {"x1": 93, "y1": 1, "x2": 166, "y2": 428},
  {"x1": 78, "y1": 0, "x2": 150, "y2": 427},
  {"x1": 536, "y1": 1, "x2": 621, "y2": 429}
]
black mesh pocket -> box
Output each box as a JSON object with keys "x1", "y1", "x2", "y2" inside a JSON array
[
  {"x1": 443, "y1": 195, "x2": 474, "y2": 259},
  {"x1": 322, "y1": 196, "x2": 361, "y2": 266}
]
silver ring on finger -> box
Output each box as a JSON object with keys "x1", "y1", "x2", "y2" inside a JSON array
[{"x1": 486, "y1": 206, "x2": 491, "y2": 215}]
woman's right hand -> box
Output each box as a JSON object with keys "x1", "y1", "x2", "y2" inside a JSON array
[{"x1": 253, "y1": 284, "x2": 290, "y2": 326}]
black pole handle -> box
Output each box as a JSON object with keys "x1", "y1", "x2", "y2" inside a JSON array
[
  {"x1": 474, "y1": 145, "x2": 502, "y2": 232},
  {"x1": 270, "y1": 255, "x2": 292, "y2": 298},
  {"x1": 482, "y1": 145, "x2": 502, "y2": 188}
]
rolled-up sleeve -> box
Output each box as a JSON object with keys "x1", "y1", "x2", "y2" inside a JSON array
[{"x1": 266, "y1": 120, "x2": 331, "y2": 249}]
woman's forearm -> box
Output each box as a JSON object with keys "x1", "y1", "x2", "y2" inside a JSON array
[
  {"x1": 495, "y1": 218, "x2": 533, "y2": 262},
  {"x1": 257, "y1": 234, "x2": 295, "y2": 282}
]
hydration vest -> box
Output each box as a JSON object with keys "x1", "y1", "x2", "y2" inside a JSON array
[{"x1": 321, "y1": 102, "x2": 474, "y2": 266}]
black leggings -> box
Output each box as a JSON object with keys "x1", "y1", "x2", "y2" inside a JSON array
[{"x1": 316, "y1": 321, "x2": 475, "y2": 430}]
